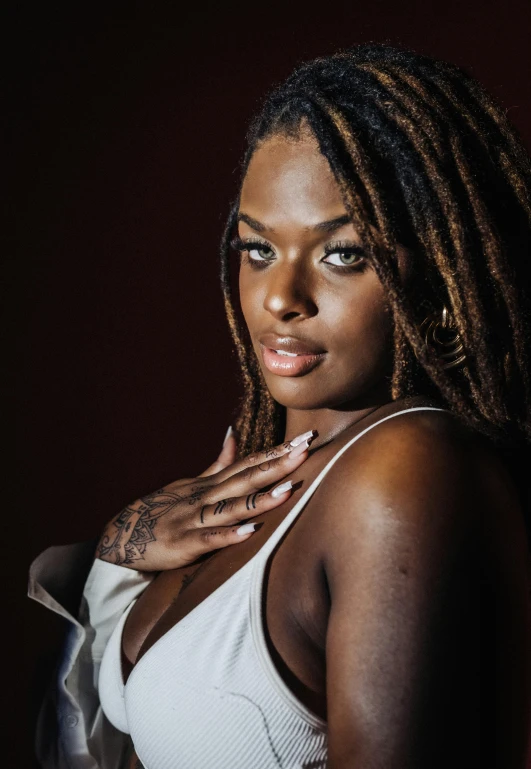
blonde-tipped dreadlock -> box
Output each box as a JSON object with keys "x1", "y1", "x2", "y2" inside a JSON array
[{"x1": 218, "y1": 44, "x2": 531, "y2": 528}]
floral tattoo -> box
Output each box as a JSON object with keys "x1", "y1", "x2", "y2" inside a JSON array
[{"x1": 96, "y1": 488, "x2": 187, "y2": 565}]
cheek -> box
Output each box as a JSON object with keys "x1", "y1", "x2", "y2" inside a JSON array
[
  {"x1": 323, "y1": 278, "x2": 392, "y2": 352},
  {"x1": 239, "y1": 270, "x2": 262, "y2": 328},
  {"x1": 238, "y1": 271, "x2": 251, "y2": 324}
]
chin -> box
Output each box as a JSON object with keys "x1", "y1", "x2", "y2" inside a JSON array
[
  {"x1": 262, "y1": 366, "x2": 394, "y2": 412},
  {"x1": 271, "y1": 391, "x2": 337, "y2": 411},
  {"x1": 263, "y1": 375, "x2": 369, "y2": 412}
]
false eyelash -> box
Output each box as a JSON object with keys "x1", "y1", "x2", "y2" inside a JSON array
[
  {"x1": 322, "y1": 240, "x2": 367, "y2": 258},
  {"x1": 321, "y1": 240, "x2": 369, "y2": 273},
  {"x1": 230, "y1": 236, "x2": 274, "y2": 253},
  {"x1": 230, "y1": 235, "x2": 369, "y2": 273},
  {"x1": 230, "y1": 236, "x2": 366, "y2": 257}
]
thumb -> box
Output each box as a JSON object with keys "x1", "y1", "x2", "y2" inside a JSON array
[
  {"x1": 216, "y1": 426, "x2": 238, "y2": 467},
  {"x1": 199, "y1": 426, "x2": 238, "y2": 477}
]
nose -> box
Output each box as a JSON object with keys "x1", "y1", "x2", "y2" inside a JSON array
[{"x1": 262, "y1": 260, "x2": 317, "y2": 322}]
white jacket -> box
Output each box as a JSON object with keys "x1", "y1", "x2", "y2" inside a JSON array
[{"x1": 28, "y1": 542, "x2": 154, "y2": 769}]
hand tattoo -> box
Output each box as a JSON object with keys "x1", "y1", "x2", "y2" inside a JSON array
[
  {"x1": 265, "y1": 442, "x2": 290, "y2": 460},
  {"x1": 96, "y1": 489, "x2": 185, "y2": 566},
  {"x1": 213, "y1": 499, "x2": 228, "y2": 516},
  {"x1": 245, "y1": 492, "x2": 260, "y2": 511}
]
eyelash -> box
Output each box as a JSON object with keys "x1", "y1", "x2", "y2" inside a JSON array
[{"x1": 230, "y1": 237, "x2": 368, "y2": 273}]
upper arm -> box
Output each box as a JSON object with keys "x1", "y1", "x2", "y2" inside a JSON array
[{"x1": 321, "y1": 415, "x2": 530, "y2": 768}]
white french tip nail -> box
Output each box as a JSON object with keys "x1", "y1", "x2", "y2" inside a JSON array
[
  {"x1": 271, "y1": 480, "x2": 293, "y2": 498},
  {"x1": 289, "y1": 430, "x2": 315, "y2": 448},
  {"x1": 237, "y1": 523, "x2": 256, "y2": 536},
  {"x1": 223, "y1": 426, "x2": 233, "y2": 446}
]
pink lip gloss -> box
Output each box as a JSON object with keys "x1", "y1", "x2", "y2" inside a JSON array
[{"x1": 260, "y1": 345, "x2": 326, "y2": 377}]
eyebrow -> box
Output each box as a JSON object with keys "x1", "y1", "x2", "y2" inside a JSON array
[{"x1": 237, "y1": 212, "x2": 352, "y2": 234}]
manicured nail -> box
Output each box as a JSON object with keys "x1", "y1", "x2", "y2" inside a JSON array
[
  {"x1": 270, "y1": 480, "x2": 293, "y2": 498},
  {"x1": 223, "y1": 426, "x2": 233, "y2": 446},
  {"x1": 289, "y1": 437, "x2": 313, "y2": 458},
  {"x1": 237, "y1": 522, "x2": 256, "y2": 536},
  {"x1": 289, "y1": 430, "x2": 316, "y2": 448}
]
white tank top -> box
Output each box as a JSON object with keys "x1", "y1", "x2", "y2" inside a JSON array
[{"x1": 99, "y1": 406, "x2": 447, "y2": 768}]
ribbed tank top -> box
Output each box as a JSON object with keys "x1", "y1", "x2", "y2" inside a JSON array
[{"x1": 99, "y1": 406, "x2": 447, "y2": 768}]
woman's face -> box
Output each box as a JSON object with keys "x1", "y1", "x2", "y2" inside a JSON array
[{"x1": 237, "y1": 129, "x2": 412, "y2": 412}]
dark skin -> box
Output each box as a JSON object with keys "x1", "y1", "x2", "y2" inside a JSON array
[{"x1": 118, "y1": 129, "x2": 531, "y2": 768}]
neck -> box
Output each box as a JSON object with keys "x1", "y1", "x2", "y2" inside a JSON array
[{"x1": 283, "y1": 380, "x2": 395, "y2": 450}]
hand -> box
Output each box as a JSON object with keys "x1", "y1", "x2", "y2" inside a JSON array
[{"x1": 95, "y1": 427, "x2": 315, "y2": 571}]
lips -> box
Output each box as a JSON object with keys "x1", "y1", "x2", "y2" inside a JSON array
[
  {"x1": 258, "y1": 333, "x2": 326, "y2": 355},
  {"x1": 258, "y1": 333, "x2": 326, "y2": 377}
]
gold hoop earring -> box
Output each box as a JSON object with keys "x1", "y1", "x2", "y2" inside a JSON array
[{"x1": 419, "y1": 305, "x2": 467, "y2": 370}]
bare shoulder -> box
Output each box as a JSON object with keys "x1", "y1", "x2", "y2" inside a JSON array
[
  {"x1": 325, "y1": 411, "x2": 517, "y2": 520},
  {"x1": 318, "y1": 408, "x2": 531, "y2": 767},
  {"x1": 317, "y1": 407, "x2": 528, "y2": 584}
]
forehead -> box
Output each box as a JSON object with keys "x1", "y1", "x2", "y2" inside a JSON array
[{"x1": 239, "y1": 132, "x2": 346, "y2": 229}]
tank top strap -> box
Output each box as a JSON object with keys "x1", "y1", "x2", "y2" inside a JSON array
[{"x1": 255, "y1": 406, "x2": 448, "y2": 564}]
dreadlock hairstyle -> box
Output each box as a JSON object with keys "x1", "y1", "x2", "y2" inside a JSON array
[{"x1": 219, "y1": 43, "x2": 531, "y2": 527}]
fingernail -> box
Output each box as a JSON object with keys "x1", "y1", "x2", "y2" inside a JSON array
[
  {"x1": 270, "y1": 480, "x2": 293, "y2": 498},
  {"x1": 237, "y1": 522, "x2": 256, "y2": 536},
  {"x1": 289, "y1": 430, "x2": 316, "y2": 448},
  {"x1": 289, "y1": 437, "x2": 313, "y2": 458},
  {"x1": 223, "y1": 426, "x2": 233, "y2": 446}
]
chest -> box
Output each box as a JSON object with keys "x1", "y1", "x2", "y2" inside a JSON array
[{"x1": 121, "y1": 461, "x2": 334, "y2": 716}]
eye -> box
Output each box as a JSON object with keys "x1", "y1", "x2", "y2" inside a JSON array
[
  {"x1": 247, "y1": 244, "x2": 275, "y2": 262},
  {"x1": 230, "y1": 236, "x2": 275, "y2": 267},
  {"x1": 323, "y1": 250, "x2": 362, "y2": 267},
  {"x1": 322, "y1": 241, "x2": 367, "y2": 269}
]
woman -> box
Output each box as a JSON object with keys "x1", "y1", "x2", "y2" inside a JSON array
[{"x1": 29, "y1": 44, "x2": 531, "y2": 768}]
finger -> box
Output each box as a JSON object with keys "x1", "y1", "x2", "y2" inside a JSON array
[
  {"x1": 212, "y1": 433, "x2": 314, "y2": 499},
  {"x1": 196, "y1": 479, "x2": 294, "y2": 528},
  {"x1": 211, "y1": 428, "x2": 316, "y2": 485},
  {"x1": 184, "y1": 517, "x2": 268, "y2": 558},
  {"x1": 199, "y1": 426, "x2": 238, "y2": 478}
]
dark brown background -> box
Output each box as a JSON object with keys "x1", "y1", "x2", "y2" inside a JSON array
[{"x1": 12, "y1": 1, "x2": 530, "y2": 766}]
